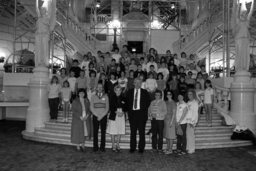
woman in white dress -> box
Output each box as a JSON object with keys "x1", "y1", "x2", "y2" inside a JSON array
[{"x1": 107, "y1": 85, "x2": 126, "y2": 152}]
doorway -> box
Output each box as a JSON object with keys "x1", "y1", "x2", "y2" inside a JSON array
[{"x1": 127, "y1": 41, "x2": 143, "y2": 54}]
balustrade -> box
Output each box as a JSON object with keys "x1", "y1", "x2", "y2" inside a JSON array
[{"x1": 212, "y1": 84, "x2": 236, "y2": 125}]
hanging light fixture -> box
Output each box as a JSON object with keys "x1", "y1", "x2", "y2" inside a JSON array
[{"x1": 96, "y1": 0, "x2": 101, "y2": 8}]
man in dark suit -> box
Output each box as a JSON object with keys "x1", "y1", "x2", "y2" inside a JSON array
[{"x1": 126, "y1": 78, "x2": 150, "y2": 153}]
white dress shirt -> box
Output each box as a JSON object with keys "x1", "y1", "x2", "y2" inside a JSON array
[{"x1": 133, "y1": 88, "x2": 141, "y2": 110}]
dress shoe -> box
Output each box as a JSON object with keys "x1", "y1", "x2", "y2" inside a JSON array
[
  {"x1": 80, "y1": 146, "x2": 85, "y2": 152},
  {"x1": 100, "y1": 148, "x2": 106, "y2": 152},
  {"x1": 138, "y1": 149, "x2": 144, "y2": 154},
  {"x1": 129, "y1": 149, "x2": 135, "y2": 153}
]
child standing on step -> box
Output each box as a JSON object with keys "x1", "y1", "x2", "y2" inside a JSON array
[
  {"x1": 60, "y1": 80, "x2": 71, "y2": 123},
  {"x1": 48, "y1": 76, "x2": 61, "y2": 122},
  {"x1": 204, "y1": 80, "x2": 214, "y2": 127}
]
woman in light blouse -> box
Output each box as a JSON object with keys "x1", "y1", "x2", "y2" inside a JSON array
[
  {"x1": 186, "y1": 89, "x2": 199, "y2": 154},
  {"x1": 175, "y1": 94, "x2": 188, "y2": 155}
]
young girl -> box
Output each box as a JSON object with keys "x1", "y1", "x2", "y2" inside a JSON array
[
  {"x1": 167, "y1": 74, "x2": 179, "y2": 102},
  {"x1": 196, "y1": 72, "x2": 205, "y2": 90},
  {"x1": 178, "y1": 76, "x2": 188, "y2": 101},
  {"x1": 76, "y1": 70, "x2": 87, "y2": 92},
  {"x1": 67, "y1": 71, "x2": 77, "y2": 103},
  {"x1": 127, "y1": 70, "x2": 135, "y2": 90},
  {"x1": 156, "y1": 73, "x2": 166, "y2": 94},
  {"x1": 60, "y1": 81, "x2": 71, "y2": 123},
  {"x1": 118, "y1": 70, "x2": 128, "y2": 93},
  {"x1": 87, "y1": 70, "x2": 98, "y2": 101},
  {"x1": 106, "y1": 72, "x2": 118, "y2": 96},
  {"x1": 48, "y1": 76, "x2": 61, "y2": 121},
  {"x1": 59, "y1": 68, "x2": 68, "y2": 88},
  {"x1": 204, "y1": 80, "x2": 214, "y2": 127},
  {"x1": 139, "y1": 74, "x2": 146, "y2": 89},
  {"x1": 145, "y1": 72, "x2": 158, "y2": 101},
  {"x1": 129, "y1": 59, "x2": 138, "y2": 72},
  {"x1": 195, "y1": 82, "x2": 204, "y2": 115}
]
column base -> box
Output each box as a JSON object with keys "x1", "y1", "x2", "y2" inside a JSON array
[{"x1": 230, "y1": 70, "x2": 256, "y2": 134}]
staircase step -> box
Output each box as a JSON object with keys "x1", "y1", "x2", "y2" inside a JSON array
[
  {"x1": 35, "y1": 128, "x2": 235, "y2": 143},
  {"x1": 23, "y1": 130, "x2": 252, "y2": 150},
  {"x1": 23, "y1": 107, "x2": 253, "y2": 150}
]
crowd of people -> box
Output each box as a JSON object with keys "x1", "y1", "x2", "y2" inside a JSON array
[{"x1": 47, "y1": 45, "x2": 214, "y2": 155}]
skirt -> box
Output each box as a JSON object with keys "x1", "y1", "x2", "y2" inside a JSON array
[
  {"x1": 107, "y1": 115, "x2": 125, "y2": 135},
  {"x1": 163, "y1": 119, "x2": 176, "y2": 139}
]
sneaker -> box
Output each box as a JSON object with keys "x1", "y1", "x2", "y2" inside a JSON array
[
  {"x1": 178, "y1": 151, "x2": 187, "y2": 155},
  {"x1": 100, "y1": 148, "x2": 106, "y2": 152},
  {"x1": 187, "y1": 150, "x2": 195, "y2": 154},
  {"x1": 162, "y1": 149, "x2": 169, "y2": 153},
  {"x1": 173, "y1": 149, "x2": 181, "y2": 154},
  {"x1": 157, "y1": 150, "x2": 163, "y2": 154},
  {"x1": 165, "y1": 150, "x2": 173, "y2": 155},
  {"x1": 151, "y1": 149, "x2": 158, "y2": 153},
  {"x1": 116, "y1": 145, "x2": 121, "y2": 152}
]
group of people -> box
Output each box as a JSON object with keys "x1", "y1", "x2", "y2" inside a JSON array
[{"x1": 47, "y1": 46, "x2": 214, "y2": 155}]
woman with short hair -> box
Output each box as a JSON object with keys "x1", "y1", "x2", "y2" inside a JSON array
[
  {"x1": 71, "y1": 89, "x2": 91, "y2": 151},
  {"x1": 175, "y1": 94, "x2": 188, "y2": 155},
  {"x1": 107, "y1": 85, "x2": 126, "y2": 152},
  {"x1": 186, "y1": 89, "x2": 199, "y2": 154}
]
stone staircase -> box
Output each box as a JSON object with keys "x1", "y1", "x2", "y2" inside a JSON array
[{"x1": 22, "y1": 108, "x2": 252, "y2": 149}]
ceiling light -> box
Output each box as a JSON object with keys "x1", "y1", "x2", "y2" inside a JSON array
[{"x1": 96, "y1": 2, "x2": 100, "y2": 8}]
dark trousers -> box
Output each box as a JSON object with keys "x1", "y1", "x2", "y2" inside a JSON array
[
  {"x1": 129, "y1": 110, "x2": 146, "y2": 151},
  {"x1": 151, "y1": 119, "x2": 164, "y2": 150},
  {"x1": 48, "y1": 97, "x2": 59, "y2": 119},
  {"x1": 93, "y1": 115, "x2": 107, "y2": 150},
  {"x1": 176, "y1": 124, "x2": 187, "y2": 152}
]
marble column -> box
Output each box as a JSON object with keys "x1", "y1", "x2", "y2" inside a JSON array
[
  {"x1": 230, "y1": 0, "x2": 256, "y2": 134},
  {"x1": 24, "y1": 0, "x2": 55, "y2": 132},
  {"x1": 25, "y1": 66, "x2": 50, "y2": 132}
]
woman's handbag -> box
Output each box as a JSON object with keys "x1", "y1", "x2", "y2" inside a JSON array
[{"x1": 176, "y1": 125, "x2": 183, "y2": 136}]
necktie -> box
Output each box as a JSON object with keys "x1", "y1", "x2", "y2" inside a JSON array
[{"x1": 134, "y1": 89, "x2": 138, "y2": 109}]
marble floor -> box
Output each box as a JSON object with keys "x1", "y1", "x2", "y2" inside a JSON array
[{"x1": 1, "y1": 120, "x2": 256, "y2": 171}]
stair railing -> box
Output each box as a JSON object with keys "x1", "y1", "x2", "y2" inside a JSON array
[
  {"x1": 56, "y1": 10, "x2": 97, "y2": 51},
  {"x1": 173, "y1": 10, "x2": 223, "y2": 52},
  {"x1": 212, "y1": 83, "x2": 236, "y2": 126}
]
